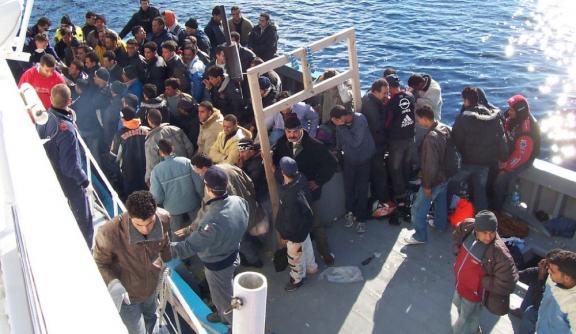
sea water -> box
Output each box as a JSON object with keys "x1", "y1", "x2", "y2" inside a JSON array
[{"x1": 31, "y1": 0, "x2": 576, "y2": 169}]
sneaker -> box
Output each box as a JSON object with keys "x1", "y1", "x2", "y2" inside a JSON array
[
  {"x1": 403, "y1": 236, "x2": 425, "y2": 245},
  {"x1": 344, "y1": 212, "x2": 355, "y2": 228},
  {"x1": 284, "y1": 279, "x2": 303, "y2": 292},
  {"x1": 356, "y1": 222, "x2": 367, "y2": 234},
  {"x1": 322, "y1": 253, "x2": 335, "y2": 266}
]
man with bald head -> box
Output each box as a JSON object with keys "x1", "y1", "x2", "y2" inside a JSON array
[{"x1": 36, "y1": 84, "x2": 93, "y2": 247}]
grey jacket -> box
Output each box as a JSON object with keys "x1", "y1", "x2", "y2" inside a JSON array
[
  {"x1": 145, "y1": 123, "x2": 195, "y2": 183},
  {"x1": 335, "y1": 112, "x2": 375, "y2": 164},
  {"x1": 150, "y1": 155, "x2": 204, "y2": 215},
  {"x1": 170, "y1": 195, "x2": 248, "y2": 267}
]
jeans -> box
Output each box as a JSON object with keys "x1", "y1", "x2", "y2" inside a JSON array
[
  {"x1": 492, "y1": 164, "x2": 528, "y2": 211},
  {"x1": 119, "y1": 291, "x2": 158, "y2": 334},
  {"x1": 370, "y1": 150, "x2": 391, "y2": 203},
  {"x1": 451, "y1": 164, "x2": 489, "y2": 212},
  {"x1": 452, "y1": 291, "x2": 482, "y2": 334},
  {"x1": 411, "y1": 182, "x2": 448, "y2": 242},
  {"x1": 388, "y1": 138, "x2": 415, "y2": 199},
  {"x1": 343, "y1": 159, "x2": 371, "y2": 221},
  {"x1": 519, "y1": 305, "x2": 538, "y2": 334}
]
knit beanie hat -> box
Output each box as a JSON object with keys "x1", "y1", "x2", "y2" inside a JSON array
[{"x1": 474, "y1": 210, "x2": 498, "y2": 232}]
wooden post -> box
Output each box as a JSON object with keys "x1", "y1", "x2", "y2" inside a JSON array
[
  {"x1": 347, "y1": 30, "x2": 362, "y2": 112},
  {"x1": 246, "y1": 27, "x2": 360, "y2": 249},
  {"x1": 246, "y1": 72, "x2": 280, "y2": 220}
]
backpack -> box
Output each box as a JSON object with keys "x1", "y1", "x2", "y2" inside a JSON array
[{"x1": 433, "y1": 126, "x2": 460, "y2": 178}]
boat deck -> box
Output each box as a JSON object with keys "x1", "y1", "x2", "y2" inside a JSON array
[{"x1": 245, "y1": 214, "x2": 574, "y2": 334}]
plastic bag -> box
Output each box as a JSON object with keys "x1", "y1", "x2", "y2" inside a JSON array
[{"x1": 319, "y1": 266, "x2": 364, "y2": 283}]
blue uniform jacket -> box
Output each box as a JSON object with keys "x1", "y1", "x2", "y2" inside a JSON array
[{"x1": 37, "y1": 107, "x2": 88, "y2": 189}]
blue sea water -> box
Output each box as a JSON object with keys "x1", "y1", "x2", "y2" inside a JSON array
[{"x1": 31, "y1": 0, "x2": 576, "y2": 168}]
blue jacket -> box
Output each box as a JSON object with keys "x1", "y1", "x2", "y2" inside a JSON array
[
  {"x1": 37, "y1": 107, "x2": 88, "y2": 190},
  {"x1": 335, "y1": 112, "x2": 375, "y2": 164},
  {"x1": 150, "y1": 155, "x2": 204, "y2": 216},
  {"x1": 536, "y1": 278, "x2": 576, "y2": 334},
  {"x1": 171, "y1": 195, "x2": 248, "y2": 270}
]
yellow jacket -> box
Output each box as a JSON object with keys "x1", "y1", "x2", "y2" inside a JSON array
[
  {"x1": 197, "y1": 109, "x2": 224, "y2": 155},
  {"x1": 208, "y1": 126, "x2": 252, "y2": 165}
]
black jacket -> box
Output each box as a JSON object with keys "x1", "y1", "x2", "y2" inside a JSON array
[
  {"x1": 111, "y1": 123, "x2": 149, "y2": 190},
  {"x1": 102, "y1": 94, "x2": 122, "y2": 149},
  {"x1": 248, "y1": 24, "x2": 278, "y2": 61},
  {"x1": 204, "y1": 19, "x2": 226, "y2": 57},
  {"x1": 206, "y1": 77, "x2": 245, "y2": 119},
  {"x1": 242, "y1": 153, "x2": 267, "y2": 202},
  {"x1": 275, "y1": 174, "x2": 313, "y2": 243},
  {"x1": 385, "y1": 91, "x2": 415, "y2": 141},
  {"x1": 452, "y1": 105, "x2": 508, "y2": 166},
  {"x1": 127, "y1": 53, "x2": 147, "y2": 82},
  {"x1": 165, "y1": 55, "x2": 191, "y2": 93},
  {"x1": 144, "y1": 56, "x2": 167, "y2": 92},
  {"x1": 146, "y1": 29, "x2": 178, "y2": 54},
  {"x1": 119, "y1": 6, "x2": 161, "y2": 38},
  {"x1": 361, "y1": 92, "x2": 388, "y2": 151},
  {"x1": 238, "y1": 45, "x2": 256, "y2": 73},
  {"x1": 273, "y1": 131, "x2": 337, "y2": 201}
]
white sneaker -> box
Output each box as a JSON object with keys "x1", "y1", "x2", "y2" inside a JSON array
[
  {"x1": 403, "y1": 236, "x2": 425, "y2": 245},
  {"x1": 344, "y1": 212, "x2": 355, "y2": 228},
  {"x1": 356, "y1": 222, "x2": 367, "y2": 234}
]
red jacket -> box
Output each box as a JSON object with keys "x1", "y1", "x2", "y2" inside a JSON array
[
  {"x1": 502, "y1": 116, "x2": 539, "y2": 172},
  {"x1": 454, "y1": 238, "x2": 485, "y2": 303},
  {"x1": 18, "y1": 66, "x2": 65, "y2": 110}
]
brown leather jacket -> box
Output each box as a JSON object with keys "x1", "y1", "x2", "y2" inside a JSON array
[
  {"x1": 93, "y1": 209, "x2": 172, "y2": 303},
  {"x1": 452, "y1": 220, "x2": 519, "y2": 315}
]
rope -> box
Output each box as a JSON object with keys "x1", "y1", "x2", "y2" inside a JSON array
[
  {"x1": 305, "y1": 46, "x2": 315, "y2": 73},
  {"x1": 156, "y1": 266, "x2": 172, "y2": 330}
]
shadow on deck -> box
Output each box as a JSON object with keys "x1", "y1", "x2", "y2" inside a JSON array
[{"x1": 243, "y1": 217, "x2": 522, "y2": 334}]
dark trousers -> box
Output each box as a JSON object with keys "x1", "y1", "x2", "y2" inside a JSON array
[
  {"x1": 388, "y1": 138, "x2": 415, "y2": 199},
  {"x1": 63, "y1": 184, "x2": 93, "y2": 248},
  {"x1": 450, "y1": 164, "x2": 490, "y2": 212},
  {"x1": 343, "y1": 159, "x2": 371, "y2": 221},
  {"x1": 311, "y1": 200, "x2": 332, "y2": 259},
  {"x1": 492, "y1": 167, "x2": 524, "y2": 211},
  {"x1": 370, "y1": 150, "x2": 391, "y2": 203}
]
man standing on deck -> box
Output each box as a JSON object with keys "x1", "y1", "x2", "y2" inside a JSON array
[
  {"x1": 37, "y1": 84, "x2": 93, "y2": 247},
  {"x1": 170, "y1": 166, "x2": 248, "y2": 326},
  {"x1": 384, "y1": 74, "x2": 416, "y2": 221},
  {"x1": 273, "y1": 114, "x2": 338, "y2": 265},
  {"x1": 93, "y1": 191, "x2": 172, "y2": 334},
  {"x1": 150, "y1": 139, "x2": 204, "y2": 241},
  {"x1": 451, "y1": 211, "x2": 518, "y2": 334},
  {"x1": 330, "y1": 105, "x2": 375, "y2": 234},
  {"x1": 361, "y1": 78, "x2": 396, "y2": 220},
  {"x1": 119, "y1": 0, "x2": 161, "y2": 39},
  {"x1": 407, "y1": 73, "x2": 443, "y2": 121},
  {"x1": 404, "y1": 106, "x2": 450, "y2": 245},
  {"x1": 19, "y1": 54, "x2": 65, "y2": 110}
]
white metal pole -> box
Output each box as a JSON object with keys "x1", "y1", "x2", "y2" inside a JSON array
[{"x1": 232, "y1": 272, "x2": 267, "y2": 334}]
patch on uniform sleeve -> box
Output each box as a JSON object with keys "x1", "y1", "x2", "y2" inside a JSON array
[
  {"x1": 519, "y1": 139, "x2": 528, "y2": 150},
  {"x1": 59, "y1": 122, "x2": 69, "y2": 132}
]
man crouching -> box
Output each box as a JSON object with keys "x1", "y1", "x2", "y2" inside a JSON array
[{"x1": 93, "y1": 190, "x2": 172, "y2": 334}]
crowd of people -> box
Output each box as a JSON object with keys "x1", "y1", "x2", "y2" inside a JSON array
[{"x1": 15, "y1": 1, "x2": 575, "y2": 334}]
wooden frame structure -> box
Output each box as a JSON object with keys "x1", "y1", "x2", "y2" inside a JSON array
[{"x1": 246, "y1": 27, "x2": 362, "y2": 218}]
